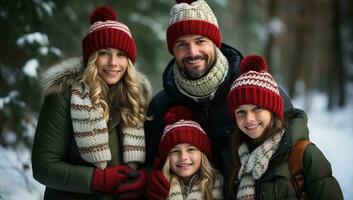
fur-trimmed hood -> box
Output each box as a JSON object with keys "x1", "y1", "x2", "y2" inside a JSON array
[
  {"x1": 40, "y1": 57, "x2": 152, "y2": 101},
  {"x1": 41, "y1": 57, "x2": 83, "y2": 97}
]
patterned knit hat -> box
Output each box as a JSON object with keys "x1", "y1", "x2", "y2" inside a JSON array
[
  {"x1": 166, "y1": 0, "x2": 221, "y2": 54},
  {"x1": 82, "y1": 6, "x2": 136, "y2": 65},
  {"x1": 227, "y1": 55, "x2": 284, "y2": 121},
  {"x1": 159, "y1": 106, "x2": 211, "y2": 162}
]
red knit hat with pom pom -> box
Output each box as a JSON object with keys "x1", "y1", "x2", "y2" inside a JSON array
[
  {"x1": 82, "y1": 6, "x2": 136, "y2": 65},
  {"x1": 166, "y1": 0, "x2": 221, "y2": 54},
  {"x1": 227, "y1": 54, "x2": 284, "y2": 121},
  {"x1": 159, "y1": 106, "x2": 212, "y2": 162}
]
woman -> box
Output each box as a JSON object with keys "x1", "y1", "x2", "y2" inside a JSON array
[
  {"x1": 31, "y1": 6, "x2": 150, "y2": 199},
  {"x1": 148, "y1": 106, "x2": 223, "y2": 200},
  {"x1": 225, "y1": 55, "x2": 343, "y2": 199}
]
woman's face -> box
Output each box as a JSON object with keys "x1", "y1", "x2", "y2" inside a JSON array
[
  {"x1": 169, "y1": 143, "x2": 202, "y2": 180},
  {"x1": 96, "y1": 48, "x2": 128, "y2": 85},
  {"x1": 234, "y1": 104, "x2": 272, "y2": 139}
]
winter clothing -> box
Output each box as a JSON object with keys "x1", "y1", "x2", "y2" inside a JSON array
[
  {"x1": 31, "y1": 58, "x2": 149, "y2": 199},
  {"x1": 227, "y1": 55, "x2": 284, "y2": 121},
  {"x1": 236, "y1": 130, "x2": 284, "y2": 199},
  {"x1": 173, "y1": 47, "x2": 229, "y2": 98},
  {"x1": 71, "y1": 82, "x2": 145, "y2": 170},
  {"x1": 82, "y1": 6, "x2": 136, "y2": 64},
  {"x1": 71, "y1": 82, "x2": 111, "y2": 169},
  {"x1": 146, "y1": 170, "x2": 171, "y2": 200},
  {"x1": 167, "y1": 173, "x2": 223, "y2": 200},
  {"x1": 91, "y1": 165, "x2": 131, "y2": 194},
  {"x1": 166, "y1": 0, "x2": 221, "y2": 54},
  {"x1": 226, "y1": 108, "x2": 343, "y2": 199},
  {"x1": 145, "y1": 43, "x2": 293, "y2": 172},
  {"x1": 159, "y1": 106, "x2": 212, "y2": 162}
]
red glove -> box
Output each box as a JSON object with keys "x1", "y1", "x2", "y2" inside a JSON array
[
  {"x1": 146, "y1": 170, "x2": 170, "y2": 200},
  {"x1": 117, "y1": 169, "x2": 147, "y2": 200},
  {"x1": 91, "y1": 165, "x2": 132, "y2": 194}
]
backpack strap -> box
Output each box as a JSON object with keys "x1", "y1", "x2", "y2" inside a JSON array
[{"x1": 289, "y1": 139, "x2": 311, "y2": 199}]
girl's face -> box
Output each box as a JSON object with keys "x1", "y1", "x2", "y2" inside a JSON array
[
  {"x1": 96, "y1": 48, "x2": 128, "y2": 85},
  {"x1": 169, "y1": 143, "x2": 202, "y2": 180},
  {"x1": 234, "y1": 104, "x2": 272, "y2": 139}
]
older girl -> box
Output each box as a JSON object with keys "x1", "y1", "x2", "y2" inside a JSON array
[{"x1": 226, "y1": 55, "x2": 343, "y2": 199}]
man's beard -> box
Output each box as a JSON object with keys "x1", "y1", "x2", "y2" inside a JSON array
[{"x1": 179, "y1": 55, "x2": 213, "y2": 80}]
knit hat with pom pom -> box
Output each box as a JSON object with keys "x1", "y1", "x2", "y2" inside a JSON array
[
  {"x1": 227, "y1": 55, "x2": 284, "y2": 121},
  {"x1": 159, "y1": 106, "x2": 211, "y2": 162},
  {"x1": 166, "y1": 0, "x2": 221, "y2": 54},
  {"x1": 82, "y1": 6, "x2": 136, "y2": 65}
]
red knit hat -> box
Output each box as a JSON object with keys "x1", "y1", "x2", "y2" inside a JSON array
[
  {"x1": 159, "y1": 106, "x2": 211, "y2": 162},
  {"x1": 82, "y1": 6, "x2": 136, "y2": 65},
  {"x1": 227, "y1": 55, "x2": 284, "y2": 121},
  {"x1": 166, "y1": 0, "x2": 222, "y2": 54}
]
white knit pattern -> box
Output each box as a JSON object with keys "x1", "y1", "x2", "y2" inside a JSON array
[
  {"x1": 71, "y1": 82, "x2": 146, "y2": 169},
  {"x1": 174, "y1": 47, "x2": 229, "y2": 98},
  {"x1": 122, "y1": 127, "x2": 146, "y2": 163},
  {"x1": 88, "y1": 20, "x2": 132, "y2": 37},
  {"x1": 236, "y1": 130, "x2": 284, "y2": 200},
  {"x1": 169, "y1": 0, "x2": 218, "y2": 27},
  {"x1": 162, "y1": 120, "x2": 206, "y2": 139},
  {"x1": 71, "y1": 82, "x2": 111, "y2": 169},
  {"x1": 167, "y1": 173, "x2": 223, "y2": 200},
  {"x1": 230, "y1": 71, "x2": 280, "y2": 95}
]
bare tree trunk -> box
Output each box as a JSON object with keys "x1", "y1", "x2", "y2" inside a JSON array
[
  {"x1": 328, "y1": 0, "x2": 346, "y2": 109},
  {"x1": 264, "y1": 0, "x2": 278, "y2": 66},
  {"x1": 286, "y1": 0, "x2": 310, "y2": 97}
]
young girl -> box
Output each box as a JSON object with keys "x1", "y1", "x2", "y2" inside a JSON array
[
  {"x1": 149, "y1": 106, "x2": 223, "y2": 200},
  {"x1": 226, "y1": 55, "x2": 343, "y2": 199},
  {"x1": 31, "y1": 6, "x2": 149, "y2": 199}
]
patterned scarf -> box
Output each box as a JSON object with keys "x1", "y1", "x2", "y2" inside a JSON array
[
  {"x1": 173, "y1": 47, "x2": 229, "y2": 99},
  {"x1": 236, "y1": 130, "x2": 284, "y2": 200},
  {"x1": 167, "y1": 173, "x2": 223, "y2": 200},
  {"x1": 70, "y1": 82, "x2": 145, "y2": 169}
]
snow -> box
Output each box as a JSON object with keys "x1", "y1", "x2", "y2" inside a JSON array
[
  {"x1": 16, "y1": 32, "x2": 49, "y2": 47},
  {"x1": 22, "y1": 59, "x2": 39, "y2": 78},
  {"x1": 0, "y1": 92, "x2": 351, "y2": 199},
  {"x1": 0, "y1": 91, "x2": 19, "y2": 109}
]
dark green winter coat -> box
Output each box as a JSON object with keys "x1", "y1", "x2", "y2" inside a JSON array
[
  {"x1": 225, "y1": 108, "x2": 343, "y2": 199},
  {"x1": 31, "y1": 59, "x2": 149, "y2": 200}
]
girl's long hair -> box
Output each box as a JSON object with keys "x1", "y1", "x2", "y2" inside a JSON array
[
  {"x1": 80, "y1": 51, "x2": 147, "y2": 127},
  {"x1": 162, "y1": 153, "x2": 216, "y2": 200},
  {"x1": 227, "y1": 113, "x2": 284, "y2": 198}
]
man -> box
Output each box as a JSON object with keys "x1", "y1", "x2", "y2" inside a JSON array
[{"x1": 145, "y1": 0, "x2": 292, "y2": 199}]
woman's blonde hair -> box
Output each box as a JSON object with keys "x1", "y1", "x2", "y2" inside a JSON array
[
  {"x1": 80, "y1": 51, "x2": 147, "y2": 127},
  {"x1": 162, "y1": 152, "x2": 216, "y2": 200}
]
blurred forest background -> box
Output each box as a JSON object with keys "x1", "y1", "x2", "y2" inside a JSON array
[{"x1": 0, "y1": 0, "x2": 352, "y2": 188}]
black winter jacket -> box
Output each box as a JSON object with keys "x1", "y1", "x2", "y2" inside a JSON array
[{"x1": 145, "y1": 43, "x2": 293, "y2": 171}]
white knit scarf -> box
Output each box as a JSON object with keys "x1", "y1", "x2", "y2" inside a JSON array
[
  {"x1": 167, "y1": 173, "x2": 223, "y2": 200},
  {"x1": 174, "y1": 47, "x2": 229, "y2": 99},
  {"x1": 70, "y1": 82, "x2": 145, "y2": 169},
  {"x1": 236, "y1": 130, "x2": 284, "y2": 200}
]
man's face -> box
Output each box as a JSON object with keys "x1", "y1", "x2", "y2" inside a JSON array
[{"x1": 173, "y1": 35, "x2": 216, "y2": 79}]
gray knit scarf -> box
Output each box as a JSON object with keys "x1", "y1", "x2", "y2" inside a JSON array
[
  {"x1": 236, "y1": 130, "x2": 284, "y2": 200},
  {"x1": 173, "y1": 47, "x2": 229, "y2": 99},
  {"x1": 70, "y1": 82, "x2": 145, "y2": 170}
]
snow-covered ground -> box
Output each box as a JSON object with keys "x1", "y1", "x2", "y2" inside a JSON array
[{"x1": 0, "y1": 92, "x2": 351, "y2": 199}]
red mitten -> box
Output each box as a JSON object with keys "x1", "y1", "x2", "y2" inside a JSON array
[
  {"x1": 146, "y1": 170, "x2": 170, "y2": 200},
  {"x1": 117, "y1": 169, "x2": 147, "y2": 200},
  {"x1": 91, "y1": 165, "x2": 131, "y2": 194}
]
